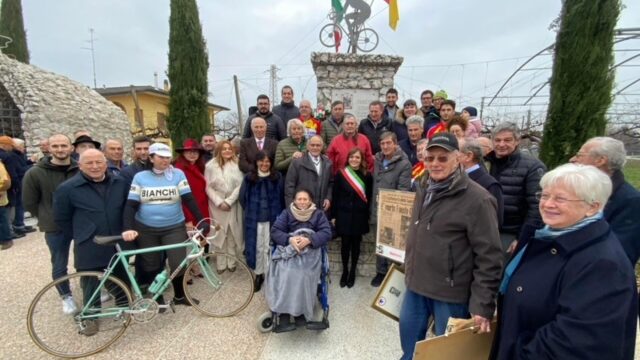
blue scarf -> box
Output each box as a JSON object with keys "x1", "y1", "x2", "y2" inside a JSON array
[{"x1": 499, "y1": 212, "x2": 603, "y2": 294}]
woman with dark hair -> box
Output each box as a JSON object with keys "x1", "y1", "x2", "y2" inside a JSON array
[
  {"x1": 446, "y1": 116, "x2": 469, "y2": 141},
  {"x1": 205, "y1": 140, "x2": 244, "y2": 272},
  {"x1": 331, "y1": 148, "x2": 372, "y2": 288},
  {"x1": 267, "y1": 188, "x2": 332, "y2": 331},
  {"x1": 174, "y1": 138, "x2": 210, "y2": 229},
  {"x1": 239, "y1": 151, "x2": 284, "y2": 292}
]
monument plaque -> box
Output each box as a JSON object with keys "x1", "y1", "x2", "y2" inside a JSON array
[{"x1": 331, "y1": 88, "x2": 378, "y2": 119}]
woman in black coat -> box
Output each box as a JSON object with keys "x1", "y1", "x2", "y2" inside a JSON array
[
  {"x1": 331, "y1": 148, "x2": 373, "y2": 288},
  {"x1": 490, "y1": 164, "x2": 637, "y2": 360}
]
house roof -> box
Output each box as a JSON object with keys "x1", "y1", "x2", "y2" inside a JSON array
[{"x1": 96, "y1": 85, "x2": 230, "y2": 111}]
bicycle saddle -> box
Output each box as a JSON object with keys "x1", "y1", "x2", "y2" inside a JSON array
[{"x1": 94, "y1": 235, "x2": 124, "y2": 245}]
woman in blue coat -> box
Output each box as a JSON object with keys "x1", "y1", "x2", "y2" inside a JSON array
[
  {"x1": 266, "y1": 188, "x2": 332, "y2": 332},
  {"x1": 239, "y1": 151, "x2": 284, "y2": 292},
  {"x1": 491, "y1": 164, "x2": 637, "y2": 360}
]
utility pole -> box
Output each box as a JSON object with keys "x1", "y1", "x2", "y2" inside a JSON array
[
  {"x1": 268, "y1": 64, "x2": 280, "y2": 104},
  {"x1": 81, "y1": 28, "x2": 98, "y2": 88},
  {"x1": 233, "y1": 75, "x2": 243, "y2": 134},
  {"x1": 479, "y1": 96, "x2": 485, "y2": 120}
]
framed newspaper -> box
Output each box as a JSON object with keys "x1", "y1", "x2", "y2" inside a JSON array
[
  {"x1": 371, "y1": 264, "x2": 406, "y2": 321},
  {"x1": 375, "y1": 189, "x2": 416, "y2": 264}
]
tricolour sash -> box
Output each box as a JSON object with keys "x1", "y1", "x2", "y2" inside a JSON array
[
  {"x1": 341, "y1": 166, "x2": 367, "y2": 203},
  {"x1": 412, "y1": 162, "x2": 426, "y2": 181}
]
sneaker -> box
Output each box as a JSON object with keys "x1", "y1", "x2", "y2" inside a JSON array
[
  {"x1": 0, "y1": 240, "x2": 13, "y2": 250},
  {"x1": 173, "y1": 296, "x2": 199, "y2": 306},
  {"x1": 79, "y1": 320, "x2": 99, "y2": 336},
  {"x1": 370, "y1": 273, "x2": 385, "y2": 287},
  {"x1": 62, "y1": 295, "x2": 78, "y2": 315},
  {"x1": 14, "y1": 226, "x2": 36, "y2": 234}
]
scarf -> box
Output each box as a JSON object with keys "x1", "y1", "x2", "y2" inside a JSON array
[
  {"x1": 290, "y1": 202, "x2": 317, "y2": 222},
  {"x1": 258, "y1": 170, "x2": 270, "y2": 178},
  {"x1": 152, "y1": 165, "x2": 175, "y2": 181},
  {"x1": 499, "y1": 212, "x2": 603, "y2": 294},
  {"x1": 423, "y1": 168, "x2": 460, "y2": 207},
  {"x1": 412, "y1": 162, "x2": 426, "y2": 181}
]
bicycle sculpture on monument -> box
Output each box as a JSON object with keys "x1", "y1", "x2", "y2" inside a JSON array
[{"x1": 319, "y1": 0, "x2": 379, "y2": 53}]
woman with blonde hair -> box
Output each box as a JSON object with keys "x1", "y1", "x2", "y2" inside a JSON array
[{"x1": 205, "y1": 140, "x2": 244, "y2": 272}]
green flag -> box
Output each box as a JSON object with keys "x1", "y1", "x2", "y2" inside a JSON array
[{"x1": 332, "y1": 0, "x2": 344, "y2": 22}]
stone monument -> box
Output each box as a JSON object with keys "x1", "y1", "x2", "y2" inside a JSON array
[
  {"x1": 311, "y1": 52, "x2": 403, "y2": 119},
  {"x1": 0, "y1": 53, "x2": 132, "y2": 157},
  {"x1": 311, "y1": 51, "x2": 403, "y2": 277}
]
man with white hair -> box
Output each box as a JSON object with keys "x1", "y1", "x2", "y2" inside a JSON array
[
  {"x1": 239, "y1": 117, "x2": 278, "y2": 173},
  {"x1": 570, "y1": 137, "x2": 640, "y2": 265},
  {"x1": 299, "y1": 99, "x2": 322, "y2": 140}
]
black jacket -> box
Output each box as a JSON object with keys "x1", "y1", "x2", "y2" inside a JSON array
[
  {"x1": 468, "y1": 165, "x2": 504, "y2": 227},
  {"x1": 272, "y1": 101, "x2": 300, "y2": 130},
  {"x1": 486, "y1": 150, "x2": 545, "y2": 245},
  {"x1": 604, "y1": 170, "x2": 640, "y2": 265},
  {"x1": 331, "y1": 168, "x2": 372, "y2": 236},
  {"x1": 242, "y1": 111, "x2": 286, "y2": 141},
  {"x1": 398, "y1": 138, "x2": 419, "y2": 165},
  {"x1": 358, "y1": 116, "x2": 392, "y2": 154},
  {"x1": 54, "y1": 173, "x2": 129, "y2": 269},
  {"x1": 120, "y1": 160, "x2": 152, "y2": 186}
]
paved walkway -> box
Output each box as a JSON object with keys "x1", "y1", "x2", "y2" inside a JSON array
[
  {"x1": 0, "y1": 229, "x2": 401, "y2": 359},
  {"x1": 3, "y1": 227, "x2": 639, "y2": 359}
]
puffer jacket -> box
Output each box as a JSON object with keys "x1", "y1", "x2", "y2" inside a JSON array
[
  {"x1": 405, "y1": 170, "x2": 503, "y2": 318},
  {"x1": 486, "y1": 149, "x2": 546, "y2": 246},
  {"x1": 358, "y1": 116, "x2": 392, "y2": 154},
  {"x1": 371, "y1": 148, "x2": 412, "y2": 220}
]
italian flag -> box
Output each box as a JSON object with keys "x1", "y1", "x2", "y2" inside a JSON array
[
  {"x1": 332, "y1": 0, "x2": 344, "y2": 52},
  {"x1": 384, "y1": 0, "x2": 399, "y2": 30},
  {"x1": 342, "y1": 167, "x2": 367, "y2": 203}
]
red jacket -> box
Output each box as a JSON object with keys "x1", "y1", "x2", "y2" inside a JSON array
[
  {"x1": 174, "y1": 161, "x2": 210, "y2": 224},
  {"x1": 326, "y1": 133, "x2": 375, "y2": 175},
  {"x1": 301, "y1": 116, "x2": 323, "y2": 139}
]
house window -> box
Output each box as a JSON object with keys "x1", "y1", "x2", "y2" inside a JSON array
[{"x1": 157, "y1": 112, "x2": 167, "y2": 131}]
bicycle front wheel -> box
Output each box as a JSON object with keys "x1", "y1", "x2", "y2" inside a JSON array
[
  {"x1": 27, "y1": 271, "x2": 133, "y2": 358},
  {"x1": 356, "y1": 28, "x2": 379, "y2": 53},
  {"x1": 319, "y1": 23, "x2": 342, "y2": 48},
  {"x1": 184, "y1": 252, "x2": 254, "y2": 317}
]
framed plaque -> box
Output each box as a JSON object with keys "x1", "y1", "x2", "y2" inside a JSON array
[
  {"x1": 371, "y1": 264, "x2": 406, "y2": 321},
  {"x1": 375, "y1": 189, "x2": 415, "y2": 264}
]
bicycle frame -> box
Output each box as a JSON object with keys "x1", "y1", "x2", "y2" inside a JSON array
[{"x1": 78, "y1": 236, "x2": 222, "y2": 321}]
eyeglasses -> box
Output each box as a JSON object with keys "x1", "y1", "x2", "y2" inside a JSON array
[
  {"x1": 425, "y1": 155, "x2": 450, "y2": 163},
  {"x1": 535, "y1": 192, "x2": 586, "y2": 205}
]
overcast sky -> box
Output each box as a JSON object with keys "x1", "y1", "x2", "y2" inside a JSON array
[{"x1": 19, "y1": 0, "x2": 640, "y2": 123}]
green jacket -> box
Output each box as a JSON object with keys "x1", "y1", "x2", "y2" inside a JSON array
[
  {"x1": 274, "y1": 137, "x2": 306, "y2": 173},
  {"x1": 321, "y1": 117, "x2": 343, "y2": 146},
  {"x1": 22, "y1": 157, "x2": 79, "y2": 232}
]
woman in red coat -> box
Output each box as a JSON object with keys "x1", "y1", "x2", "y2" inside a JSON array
[{"x1": 174, "y1": 139, "x2": 210, "y2": 229}]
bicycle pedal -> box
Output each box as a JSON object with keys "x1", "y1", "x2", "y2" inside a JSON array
[{"x1": 169, "y1": 302, "x2": 176, "y2": 313}]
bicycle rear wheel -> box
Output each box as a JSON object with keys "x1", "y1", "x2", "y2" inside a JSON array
[
  {"x1": 319, "y1": 23, "x2": 343, "y2": 48},
  {"x1": 184, "y1": 252, "x2": 254, "y2": 317},
  {"x1": 27, "y1": 272, "x2": 133, "y2": 358},
  {"x1": 356, "y1": 28, "x2": 378, "y2": 53}
]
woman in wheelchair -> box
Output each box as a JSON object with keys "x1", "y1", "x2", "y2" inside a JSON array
[{"x1": 266, "y1": 188, "x2": 332, "y2": 332}]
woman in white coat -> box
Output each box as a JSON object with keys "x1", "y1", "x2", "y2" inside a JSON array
[{"x1": 205, "y1": 140, "x2": 245, "y2": 272}]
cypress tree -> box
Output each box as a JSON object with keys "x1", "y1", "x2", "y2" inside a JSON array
[
  {"x1": 540, "y1": 0, "x2": 620, "y2": 168},
  {"x1": 167, "y1": 0, "x2": 210, "y2": 147},
  {"x1": 0, "y1": 0, "x2": 30, "y2": 63}
]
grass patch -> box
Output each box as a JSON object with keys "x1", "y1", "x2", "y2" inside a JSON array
[{"x1": 624, "y1": 159, "x2": 640, "y2": 190}]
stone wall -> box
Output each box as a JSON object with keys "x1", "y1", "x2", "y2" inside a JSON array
[
  {"x1": 311, "y1": 52, "x2": 403, "y2": 119},
  {"x1": 0, "y1": 53, "x2": 132, "y2": 157}
]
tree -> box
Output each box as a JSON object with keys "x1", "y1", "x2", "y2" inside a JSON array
[
  {"x1": 167, "y1": 0, "x2": 210, "y2": 148},
  {"x1": 540, "y1": 0, "x2": 620, "y2": 168},
  {"x1": 0, "y1": 0, "x2": 30, "y2": 63}
]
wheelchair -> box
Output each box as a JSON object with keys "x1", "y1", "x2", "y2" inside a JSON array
[{"x1": 257, "y1": 245, "x2": 330, "y2": 333}]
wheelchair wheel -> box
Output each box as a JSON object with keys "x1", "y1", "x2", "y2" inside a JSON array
[
  {"x1": 257, "y1": 311, "x2": 274, "y2": 333},
  {"x1": 183, "y1": 252, "x2": 254, "y2": 317},
  {"x1": 27, "y1": 272, "x2": 133, "y2": 358}
]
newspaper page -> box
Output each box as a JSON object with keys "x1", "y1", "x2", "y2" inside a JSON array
[{"x1": 375, "y1": 189, "x2": 416, "y2": 263}]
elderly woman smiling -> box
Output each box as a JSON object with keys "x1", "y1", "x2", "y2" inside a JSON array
[
  {"x1": 274, "y1": 118, "x2": 307, "y2": 175},
  {"x1": 491, "y1": 163, "x2": 638, "y2": 360}
]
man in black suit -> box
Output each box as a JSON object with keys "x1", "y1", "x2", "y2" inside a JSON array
[
  {"x1": 239, "y1": 117, "x2": 278, "y2": 173},
  {"x1": 459, "y1": 138, "x2": 503, "y2": 227}
]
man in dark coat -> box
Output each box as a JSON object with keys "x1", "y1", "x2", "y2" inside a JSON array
[
  {"x1": 358, "y1": 100, "x2": 392, "y2": 154},
  {"x1": 485, "y1": 122, "x2": 545, "y2": 256},
  {"x1": 239, "y1": 117, "x2": 278, "y2": 173},
  {"x1": 284, "y1": 135, "x2": 333, "y2": 210},
  {"x1": 120, "y1": 135, "x2": 153, "y2": 185},
  {"x1": 460, "y1": 138, "x2": 504, "y2": 227},
  {"x1": 54, "y1": 149, "x2": 130, "y2": 334},
  {"x1": 272, "y1": 85, "x2": 300, "y2": 131},
  {"x1": 242, "y1": 94, "x2": 286, "y2": 141},
  {"x1": 570, "y1": 136, "x2": 640, "y2": 265},
  {"x1": 23, "y1": 134, "x2": 79, "y2": 314},
  {"x1": 0, "y1": 136, "x2": 32, "y2": 238}
]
